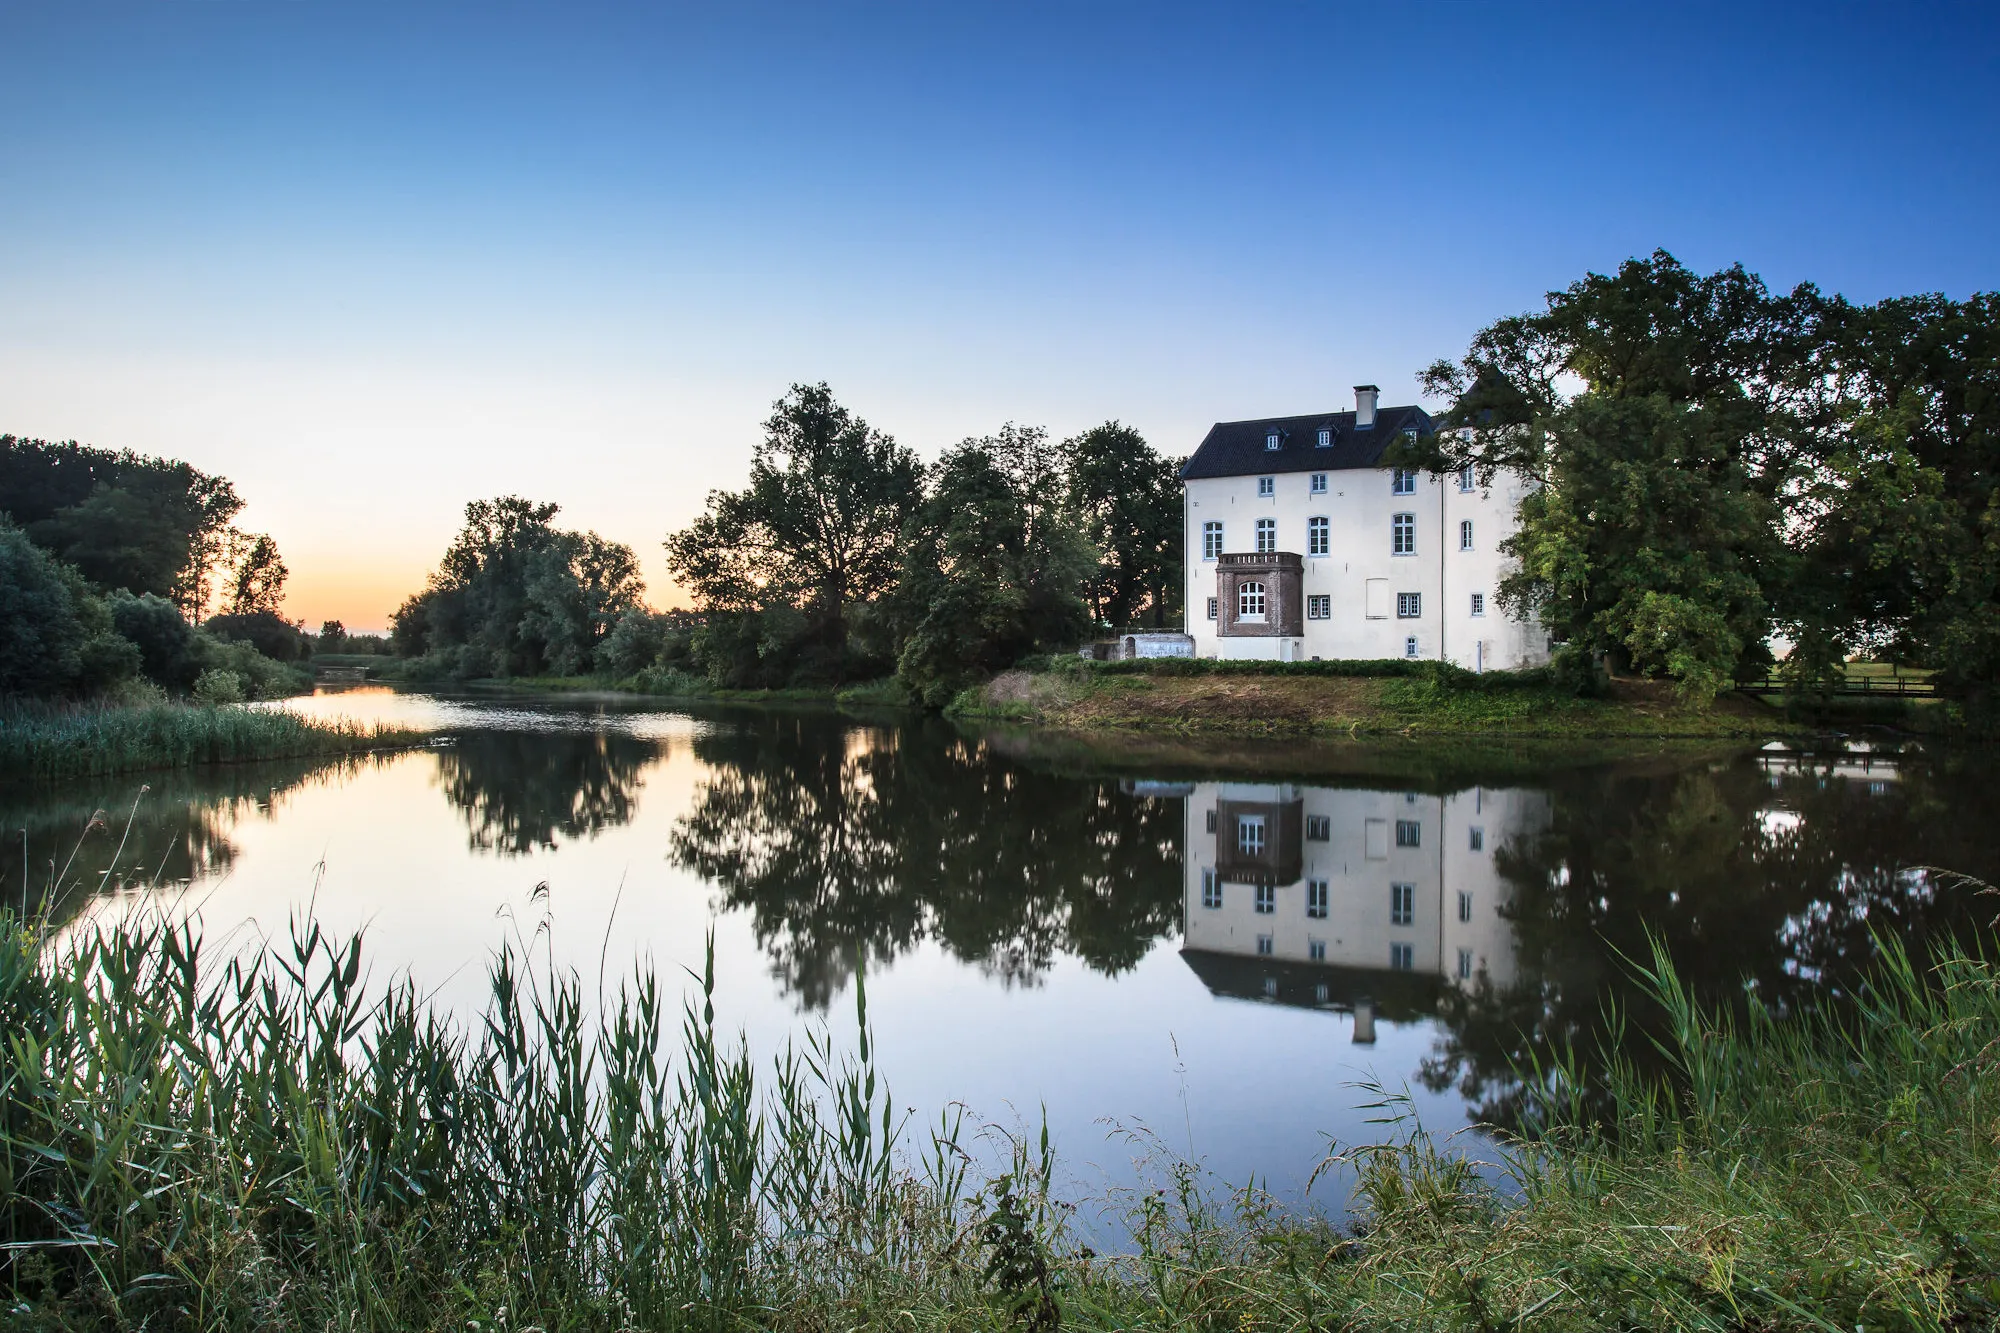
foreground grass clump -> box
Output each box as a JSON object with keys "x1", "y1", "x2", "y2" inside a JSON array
[
  {"x1": 0, "y1": 700, "x2": 418, "y2": 780},
  {"x1": 2, "y1": 906, "x2": 1994, "y2": 1331}
]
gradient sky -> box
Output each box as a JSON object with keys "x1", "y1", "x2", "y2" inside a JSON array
[{"x1": 3, "y1": 3, "x2": 1996, "y2": 629}]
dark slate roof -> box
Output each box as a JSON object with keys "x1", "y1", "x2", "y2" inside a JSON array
[
  {"x1": 1179, "y1": 404, "x2": 1435, "y2": 480},
  {"x1": 1177, "y1": 948, "x2": 1444, "y2": 1021}
]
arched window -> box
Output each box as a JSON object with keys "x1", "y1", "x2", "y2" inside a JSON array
[{"x1": 1239, "y1": 581, "x2": 1266, "y2": 619}]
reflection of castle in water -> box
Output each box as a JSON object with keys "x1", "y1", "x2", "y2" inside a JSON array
[{"x1": 1179, "y1": 782, "x2": 1547, "y2": 1038}]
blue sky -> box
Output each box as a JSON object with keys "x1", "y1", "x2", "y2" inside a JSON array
[{"x1": 2, "y1": 2, "x2": 1995, "y2": 624}]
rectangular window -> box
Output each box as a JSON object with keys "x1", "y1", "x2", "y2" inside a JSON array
[
  {"x1": 1457, "y1": 890, "x2": 1473, "y2": 922},
  {"x1": 1254, "y1": 884, "x2": 1275, "y2": 915},
  {"x1": 1397, "y1": 592, "x2": 1421, "y2": 619},
  {"x1": 1468, "y1": 826, "x2": 1484, "y2": 852},
  {"x1": 1390, "y1": 942, "x2": 1414, "y2": 971},
  {"x1": 1390, "y1": 881, "x2": 1415, "y2": 925},
  {"x1": 1256, "y1": 934, "x2": 1274, "y2": 956},
  {"x1": 1470, "y1": 593, "x2": 1485, "y2": 617},
  {"x1": 1206, "y1": 596, "x2": 1217, "y2": 621},
  {"x1": 1310, "y1": 471, "x2": 1327, "y2": 493},
  {"x1": 1309, "y1": 939, "x2": 1326, "y2": 962},
  {"x1": 1395, "y1": 819, "x2": 1421, "y2": 848},
  {"x1": 1314, "y1": 981, "x2": 1329, "y2": 1003},
  {"x1": 1202, "y1": 521, "x2": 1223, "y2": 559},
  {"x1": 1202, "y1": 869, "x2": 1222, "y2": 909},
  {"x1": 1317, "y1": 429, "x2": 1332, "y2": 448},
  {"x1": 1205, "y1": 809, "x2": 1217, "y2": 832},
  {"x1": 1306, "y1": 878, "x2": 1328, "y2": 919},
  {"x1": 1460, "y1": 519, "x2": 1474, "y2": 551},
  {"x1": 1307, "y1": 594, "x2": 1330, "y2": 620},
  {"x1": 1257, "y1": 476, "x2": 1275, "y2": 496},
  {"x1": 1255, "y1": 518, "x2": 1276, "y2": 553},
  {"x1": 1237, "y1": 814, "x2": 1266, "y2": 855},
  {"x1": 1391, "y1": 468, "x2": 1416, "y2": 495},
  {"x1": 1239, "y1": 582, "x2": 1266, "y2": 618},
  {"x1": 1392, "y1": 513, "x2": 1415, "y2": 555},
  {"x1": 1308, "y1": 515, "x2": 1329, "y2": 555},
  {"x1": 1405, "y1": 635, "x2": 1420, "y2": 658},
  {"x1": 1265, "y1": 432, "x2": 1281, "y2": 451},
  {"x1": 1458, "y1": 465, "x2": 1474, "y2": 491},
  {"x1": 1457, "y1": 948, "x2": 1474, "y2": 980},
  {"x1": 1306, "y1": 814, "x2": 1330, "y2": 841}
]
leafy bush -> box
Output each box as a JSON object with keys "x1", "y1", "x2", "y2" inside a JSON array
[
  {"x1": 108, "y1": 590, "x2": 202, "y2": 690},
  {"x1": 203, "y1": 608, "x2": 310, "y2": 662},
  {"x1": 191, "y1": 666, "x2": 245, "y2": 703}
]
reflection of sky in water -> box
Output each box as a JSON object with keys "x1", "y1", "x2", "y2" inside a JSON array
[{"x1": 28, "y1": 688, "x2": 1995, "y2": 1229}]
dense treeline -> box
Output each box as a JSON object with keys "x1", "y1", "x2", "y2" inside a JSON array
[
  {"x1": 1412, "y1": 251, "x2": 2000, "y2": 700},
  {"x1": 662, "y1": 383, "x2": 1181, "y2": 703},
  {"x1": 392, "y1": 385, "x2": 1184, "y2": 704},
  {"x1": 0, "y1": 436, "x2": 310, "y2": 702}
]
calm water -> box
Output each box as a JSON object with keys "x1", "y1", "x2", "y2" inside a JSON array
[{"x1": 6, "y1": 686, "x2": 1995, "y2": 1216}]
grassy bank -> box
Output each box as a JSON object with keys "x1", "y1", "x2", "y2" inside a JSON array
[
  {"x1": 954, "y1": 659, "x2": 1794, "y2": 738},
  {"x1": 0, "y1": 700, "x2": 422, "y2": 781},
  {"x1": 4, "y1": 903, "x2": 1993, "y2": 1331},
  {"x1": 432, "y1": 668, "x2": 913, "y2": 708}
]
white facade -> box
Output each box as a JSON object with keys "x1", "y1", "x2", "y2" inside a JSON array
[
  {"x1": 1178, "y1": 782, "x2": 1547, "y2": 1022},
  {"x1": 1180, "y1": 411, "x2": 1548, "y2": 671}
]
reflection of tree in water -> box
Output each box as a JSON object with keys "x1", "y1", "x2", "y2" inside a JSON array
[
  {"x1": 1422, "y1": 749, "x2": 1999, "y2": 1133},
  {"x1": 670, "y1": 713, "x2": 1182, "y2": 1007},
  {"x1": 0, "y1": 756, "x2": 386, "y2": 927},
  {"x1": 432, "y1": 730, "x2": 657, "y2": 856}
]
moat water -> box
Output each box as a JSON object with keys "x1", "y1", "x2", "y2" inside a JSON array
[{"x1": 6, "y1": 686, "x2": 1994, "y2": 1220}]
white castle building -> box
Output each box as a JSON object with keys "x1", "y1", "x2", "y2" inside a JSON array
[
  {"x1": 1177, "y1": 781, "x2": 1547, "y2": 1036},
  {"x1": 1180, "y1": 386, "x2": 1548, "y2": 669}
]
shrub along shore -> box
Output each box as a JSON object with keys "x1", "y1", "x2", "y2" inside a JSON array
[
  {"x1": 2, "y1": 902, "x2": 1993, "y2": 1331},
  {"x1": 0, "y1": 700, "x2": 423, "y2": 781}
]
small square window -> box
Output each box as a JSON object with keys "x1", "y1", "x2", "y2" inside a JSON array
[
  {"x1": 1306, "y1": 814, "x2": 1330, "y2": 841},
  {"x1": 1405, "y1": 636, "x2": 1420, "y2": 657},
  {"x1": 1390, "y1": 881, "x2": 1415, "y2": 925},
  {"x1": 1202, "y1": 868, "x2": 1222, "y2": 909},
  {"x1": 1457, "y1": 948, "x2": 1474, "y2": 980},
  {"x1": 1390, "y1": 942, "x2": 1414, "y2": 971},
  {"x1": 1306, "y1": 878, "x2": 1328, "y2": 919},
  {"x1": 1206, "y1": 596, "x2": 1217, "y2": 620},
  {"x1": 1265, "y1": 432, "x2": 1281, "y2": 451},
  {"x1": 1460, "y1": 520, "x2": 1474, "y2": 551},
  {"x1": 1395, "y1": 819, "x2": 1420, "y2": 848},
  {"x1": 1309, "y1": 939, "x2": 1327, "y2": 962},
  {"x1": 1202, "y1": 521, "x2": 1223, "y2": 559},
  {"x1": 1308, "y1": 515, "x2": 1329, "y2": 556},
  {"x1": 1391, "y1": 512, "x2": 1415, "y2": 555},
  {"x1": 1470, "y1": 593, "x2": 1485, "y2": 617},
  {"x1": 1255, "y1": 518, "x2": 1276, "y2": 554},
  {"x1": 1256, "y1": 934, "x2": 1274, "y2": 957},
  {"x1": 1397, "y1": 592, "x2": 1421, "y2": 619},
  {"x1": 1317, "y1": 429, "x2": 1332, "y2": 448},
  {"x1": 1257, "y1": 476, "x2": 1275, "y2": 497},
  {"x1": 1310, "y1": 471, "x2": 1327, "y2": 493},
  {"x1": 1254, "y1": 884, "x2": 1275, "y2": 915},
  {"x1": 1307, "y1": 594, "x2": 1330, "y2": 620},
  {"x1": 1391, "y1": 468, "x2": 1417, "y2": 495},
  {"x1": 1457, "y1": 890, "x2": 1473, "y2": 922},
  {"x1": 1468, "y1": 826, "x2": 1484, "y2": 852}
]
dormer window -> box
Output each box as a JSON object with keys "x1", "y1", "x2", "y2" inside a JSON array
[
  {"x1": 1265, "y1": 431, "x2": 1282, "y2": 451},
  {"x1": 1317, "y1": 428, "x2": 1332, "y2": 448}
]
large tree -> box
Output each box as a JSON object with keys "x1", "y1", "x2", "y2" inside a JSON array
[
  {"x1": 665, "y1": 383, "x2": 922, "y2": 682},
  {"x1": 894, "y1": 441, "x2": 1095, "y2": 705},
  {"x1": 1414, "y1": 251, "x2": 1833, "y2": 698},
  {"x1": 1062, "y1": 421, "x2": 1183, "y2": 629}
]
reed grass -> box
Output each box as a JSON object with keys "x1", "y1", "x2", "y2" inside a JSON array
[
  {"x1": 2, "y1": 897, "x2": 1994, "y2": 1330},
  {"x1": 0, "y1": 700, "x2": 420, "y2": 781}
]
